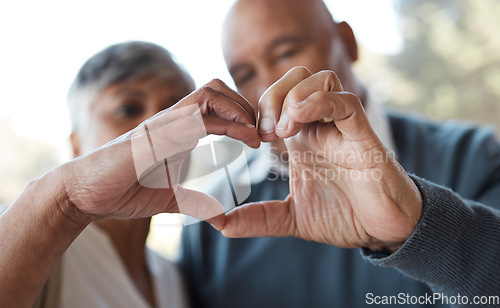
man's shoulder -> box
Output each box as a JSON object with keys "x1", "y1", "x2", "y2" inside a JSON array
[
  {"x1": 386, "y1": 109, "x2": 500, "y2": 190},
  {"x1": 387, "y1": 109, "x2": 498, "y2": 153},
  {"x1": 388, "y1": 110, "x2": 490, "y2": 135}
]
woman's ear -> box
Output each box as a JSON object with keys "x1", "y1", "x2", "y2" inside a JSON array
[
  {"x1": 338, "y1": 21, "x2": 358, "y2": 62},
  {"x1": 70, "y1": 132, "x2": 81, "y2": 158}
]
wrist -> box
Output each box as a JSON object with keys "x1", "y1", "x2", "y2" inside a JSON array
[
  {"x1": 366, "y1": 166, "x2": 423, "y2": 254},
  {"x1": 39, "y1": 165, "x2": 95, "y2": 233},
  {"x1": 0, "y1": 165, "x2": 92, "y2": 306},
  {"x1": 364, "y1": 237, "x2": 405, "y2": 254}
]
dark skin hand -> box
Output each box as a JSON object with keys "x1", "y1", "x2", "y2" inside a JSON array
[{"x1": 0, "y1": 79, "x2": 259, "y2": 307}]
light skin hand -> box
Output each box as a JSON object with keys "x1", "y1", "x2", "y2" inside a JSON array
[
  {"x1": 221, "y1": 67, "x2": 423, "y2": 252},
  {"x1": 0, "y1": 79, "x2": 258, "y2": 307}
]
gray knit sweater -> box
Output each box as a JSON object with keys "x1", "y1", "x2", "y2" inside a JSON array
[{"x1": 364, "y1": 113, "x2": 500, "y2": 307}]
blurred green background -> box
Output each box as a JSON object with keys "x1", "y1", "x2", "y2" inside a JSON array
[{"x1": 357, "y1": 0, "x2": 500, "y2": 127}]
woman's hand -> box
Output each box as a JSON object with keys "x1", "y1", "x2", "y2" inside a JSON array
[{"x1": 62, "y1": 79, "x2": 259, "y2": 227}]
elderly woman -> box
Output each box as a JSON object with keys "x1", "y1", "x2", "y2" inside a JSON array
[
  {"x1": 39, "y1": 41, "x2": 195, "y2": 308},
  {"x1": 0, "y1": 37, "x2": 257, "y2": 307}
]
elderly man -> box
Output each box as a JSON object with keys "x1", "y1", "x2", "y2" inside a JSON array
[
  {"x1": 1, "y1": 1, "x2": 499, "y2": 307},
  {"x1": 180, "y1": 0, "x2": 500, "y2": 307}
]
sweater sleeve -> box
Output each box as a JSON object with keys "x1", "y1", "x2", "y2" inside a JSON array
[{"x1": 362, "y1": 175, "x2": 500, "y2": 306}]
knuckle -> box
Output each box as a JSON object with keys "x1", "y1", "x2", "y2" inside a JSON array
[
  {"x1": 197, "y1": 86, "x2": 217, "y2": 98},
  {"x1": 344, "y1": 92, "x2": 362, "y2": 106},
  {"x1": 316, "y1": 91, "x2": 333, "y2": 102},
  {"x1": 206, "y1": 78, "x2": 227, "y2": 88},
  {"x1": 286, "y1": 89, "x2": 303, "y2": 105},
  {"x1": 308, "y1": 92, "x2": 335, "y2": 116},
  {"x1": 317, "y1": 70, "x2": 342, "y2": 91},
  {"x1": 289, "y1": 66, "x2": 312, "y2": 79},
  {"x1": 195, "y1": 86, "x2": 219, "y2": 112},
  {"x1": 258, "y1": 88, "x2": 277, "y2": 107}
]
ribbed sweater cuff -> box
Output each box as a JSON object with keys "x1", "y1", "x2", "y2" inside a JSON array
[{"x1": 362, "y1": 175, "x2": 500, "y2": 297}]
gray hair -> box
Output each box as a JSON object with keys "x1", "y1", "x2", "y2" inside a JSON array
[{"x1": 67, "y1": 41, "x2": 195, "y2": 131}]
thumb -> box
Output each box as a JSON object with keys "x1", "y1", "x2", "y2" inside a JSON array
[{"x1": 221, "y1": 199, "x2": 296, "y2": 238}]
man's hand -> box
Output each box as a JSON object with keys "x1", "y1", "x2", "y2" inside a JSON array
[
  {"x1": 221, "y1": 67, "x2": 423, "y2": 252},
  {"x1": 62, "y1": 79, "x2": 259, "y2": 228}
]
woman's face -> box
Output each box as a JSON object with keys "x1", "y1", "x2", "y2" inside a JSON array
[{"x1": 72, "y1": 75, "x2": 194, "y2": 156}]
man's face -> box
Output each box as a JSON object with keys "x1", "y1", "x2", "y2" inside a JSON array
[
  {"x1": 222, "y1": 0, "x2": 358, "y2": 112},
  {"x1": 73, "y1": 75, "x2": 194, "y2": 156}
]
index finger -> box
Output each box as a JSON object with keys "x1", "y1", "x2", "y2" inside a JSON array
[
  {"x1": 275, "y1": 70, "x2": 344, "y2": 138},
  {"x1": 204, "y1": 79, "x2": 257, "y2": 124},
  {"x1": 258, "y1": 66, "x2": 312, "y2": 142},
  {"x1": 175, "y1": 79, "x2": 256, "y2": 125}
]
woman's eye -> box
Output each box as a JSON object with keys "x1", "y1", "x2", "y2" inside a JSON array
[{"x1": 116, "y1": 102, "x2": 144, "y2": 118}]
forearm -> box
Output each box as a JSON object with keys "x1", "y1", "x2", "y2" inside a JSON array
[
  {"x1": 363, "y1": 175, "x2": 500, "y2": 305},
  {"x1": 0, "y1": 167, "x2": 92, "y2": 307}
]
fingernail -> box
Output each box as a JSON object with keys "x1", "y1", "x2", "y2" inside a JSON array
[
  {"x1": 275, "y1": 113, "x2": 289, "y2": 131},
  {"x1": 259, "y1": 117, "x2": 275, "y2": 134},
  {"x1": 293, "y1": 100, "x2": 307, "y2": 109}
]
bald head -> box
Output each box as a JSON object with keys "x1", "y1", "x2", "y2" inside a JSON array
[
  {"x1": 225, "y1": 0, "x2": 336, "y2": 29},
  {"x1": 223, "y1": 0, "x2": 337, "y2": 56},
  {"x1": 221, "y1": 0, "x2": 362, "y2": 109}
]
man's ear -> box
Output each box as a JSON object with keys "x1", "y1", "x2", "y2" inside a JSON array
[
  {"x1": 338, "y1": 21, "x2": 358, "y2": 62},
  {"x1": 70, "y1": 132, "x2": 81, "y2": 158}
]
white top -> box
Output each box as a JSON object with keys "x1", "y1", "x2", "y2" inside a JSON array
[{"x1": 60, "y1": 223, "x2": 187, "y2": 308}]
